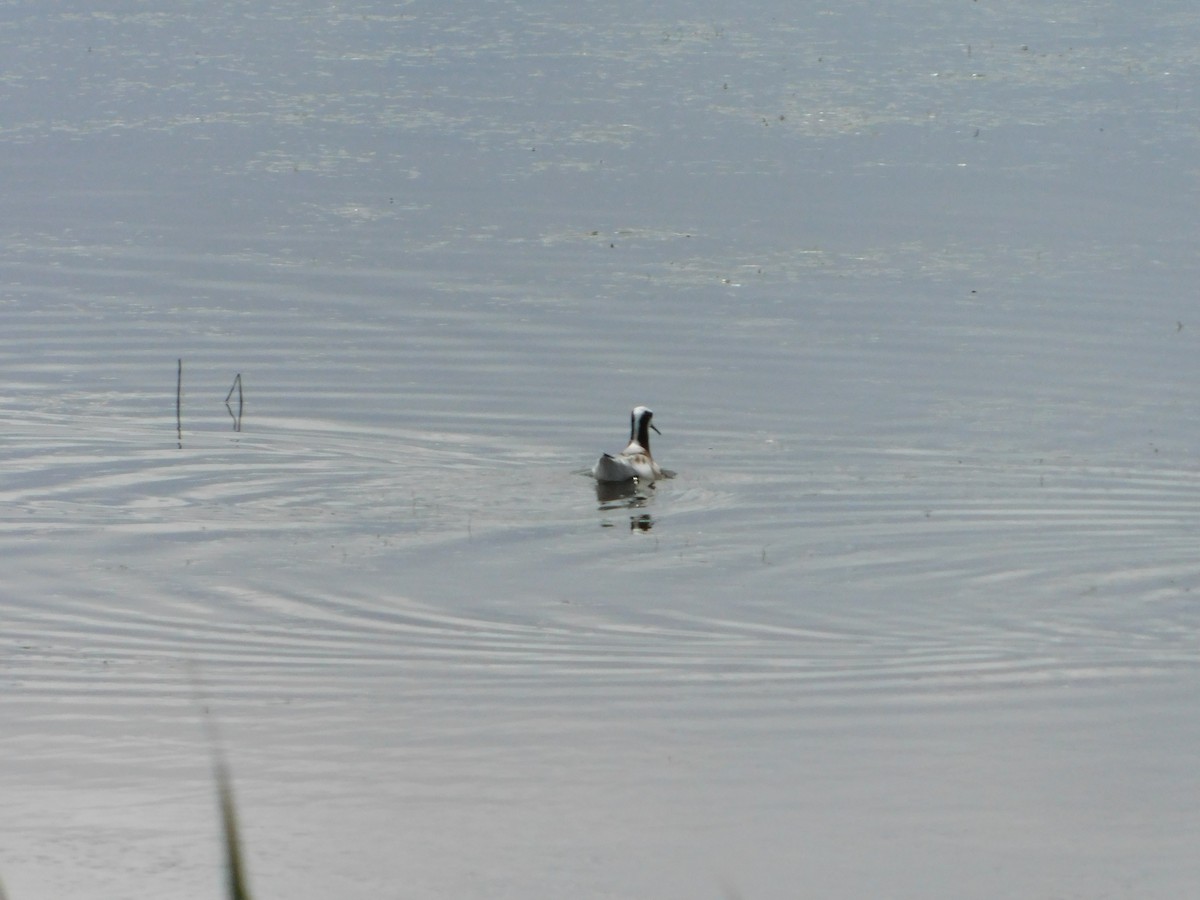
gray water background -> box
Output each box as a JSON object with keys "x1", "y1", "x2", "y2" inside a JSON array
[{"x1": 3, "y1": 2, "x2": 1200, "y2": 897}]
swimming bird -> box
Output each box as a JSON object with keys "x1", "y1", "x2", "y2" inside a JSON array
[{"x1": 592, "y1": 406, "x2": 663, "y2": 483}]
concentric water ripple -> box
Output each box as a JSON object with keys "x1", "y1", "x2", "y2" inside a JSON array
[{"x1": 6, "y1": 418, "x2": 1198, "y2": 725}]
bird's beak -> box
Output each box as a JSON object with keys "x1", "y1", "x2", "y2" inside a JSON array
[{"x1": 651, "y1": 424, "x2": 662, "y2": 435}]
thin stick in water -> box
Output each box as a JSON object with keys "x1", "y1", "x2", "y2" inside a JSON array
[
  {"x1": 176, "y1": 358, "x2": 183, "y2": 449},
  {"x1": 225, "y1": 373, "x2": 243, "y2": 432}
]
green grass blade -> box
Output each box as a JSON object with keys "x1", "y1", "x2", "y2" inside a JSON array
[{"x1": 214, "y1": 758, "x2": 253, "y2": 900}]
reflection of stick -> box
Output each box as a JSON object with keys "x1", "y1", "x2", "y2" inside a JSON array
[
  {"x1": 225, "y1": 374, "x2": 243, "y2": 432},
  {"x1": 176, "y1": 358, "x2": 183, "y2": 448}
]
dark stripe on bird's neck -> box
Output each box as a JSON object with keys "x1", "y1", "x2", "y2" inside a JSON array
[{"x1": 635, "y1": 413, "x2": 652, "y2": 452}]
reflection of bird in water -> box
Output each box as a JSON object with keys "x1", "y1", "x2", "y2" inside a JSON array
[
  {"x1": 598, "y1": 510, "x2": 655, "y2": 531},
  {"x1": 595, "y1": 477, "x2": 655, "y2": 529},
  {"x1": 592, "y1": 406, "x2": 663, "y2": 483},
  {"x1": 594, "y1": 478, "x2": 652, "y2": 504}
]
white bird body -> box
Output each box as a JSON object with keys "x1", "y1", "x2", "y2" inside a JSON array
[{"x1": 592, "y1": 406, "x2": 663, "y2": 483}]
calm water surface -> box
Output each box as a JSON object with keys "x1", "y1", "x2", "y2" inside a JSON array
[{"x1": 3, "y1": 2, "x2": 1200, "y2": 897}]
